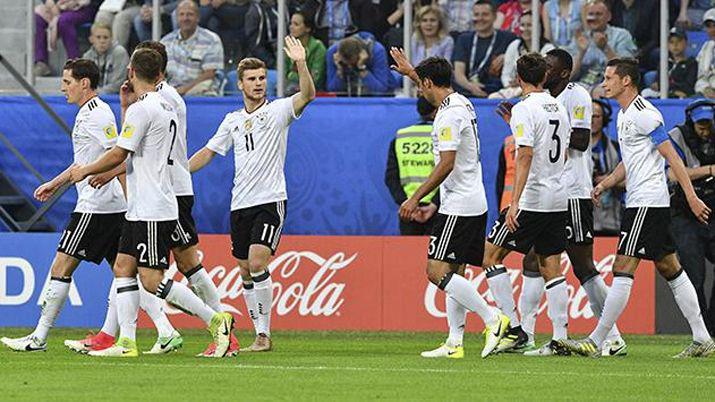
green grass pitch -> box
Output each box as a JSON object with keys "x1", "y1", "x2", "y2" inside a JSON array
[{"x1": 1, "y1": 328, "x2": 714, "y2": 401}]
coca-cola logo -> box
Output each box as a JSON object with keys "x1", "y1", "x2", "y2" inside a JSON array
[
  {"x1": 164, "y1": 249, "x2": 356, "y2": 317},
  {"x1": 424, "y1": 253, "x2": 616, "y2": 319}
]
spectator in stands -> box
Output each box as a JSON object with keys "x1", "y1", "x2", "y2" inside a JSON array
[
  {"x1": 198, "y1": 0, "x2": 250, "y2": 65},
  {"x1": 95, "y1": 0, "x2": 141, "y2": 49},
  {"x1": 684, "y1": 0, "x2": 715, "y2": 28},
  {"x1": 542, "y1": 0, "x2": 583, "y2": 47},
  {"x1": 326, "y1": 32, "x2": 392, "y2": 95},
  {"x1": 590, "y1": 99, "x2": 622, "y2": 235},
  {"x1": 34, "y1": 0, "x2": 100, "y2": 77},
  {"x1": 641, "y1": 27, "x2": 697, "y2": 99},
  {"x1": 452, "y1": 0, "x2": 516, "y2": 97},
  {"x1": 384, "y1": 97, "x2": 438, "y2": 235},
  {"x1": 286, "y1": 11, "x2": 326, "y2": 92},
  {"x1": 383, "y1": 0, "x2": 433, "y2": 52},
  {"x1": 494, "y1": 0, "x2": 534, "y2": 36},
  {"x1": 245, "y1": 0, "x2": 282, "y2": 68},
  {"x1": 410, "y1": 5, "x2": 453, "y2": 66},
  {"x1": 438, "y1": 0, "x2": 475, "y2": 39},
  {"x1": 160, "y1": 0, "x2": 224, "y2": 96},
  {"x1": 491, "y1": 10, "x2": 554, "y2": 99},
  {"x1": 609, "y1": 0, "x2": 659, "y2": 70},
  {"x1": 696, "y1": 8, "x2": 715, "y2": 98},
  {"x1": 133, "y1": 1, "x2": 179, "y2": 43},
  {"x1": 300, "y1": 0, "x2": 356, "y2": 46},
  {"x1": 569, "y1": 0, "x2": 636, "y2": 91},
  {"x1": 81, "y1": 22, "x2": 129, "y2": 93}
]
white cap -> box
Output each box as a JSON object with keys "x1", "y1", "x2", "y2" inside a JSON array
[{"x1": 704, "y1": 8, "x2": 715, "y2": 24}]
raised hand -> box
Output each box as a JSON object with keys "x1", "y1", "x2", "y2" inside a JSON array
[
  {"x1": 283, "y1": 35, "x2": 306, "y2": 63},
  {"x1": 389, "y1": 47, "x2": 413, "y2": 77}
]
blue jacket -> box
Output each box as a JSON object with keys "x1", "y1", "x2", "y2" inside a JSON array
[{"x1": 326, "y1": 31, "x2": 392, "y2": 95}]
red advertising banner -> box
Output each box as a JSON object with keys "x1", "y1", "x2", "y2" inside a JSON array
[{"x1": 141, "y1": 235, "x2": 655, "y2": 334}]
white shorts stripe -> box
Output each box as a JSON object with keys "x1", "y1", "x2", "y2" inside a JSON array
[
  {"x1": 439, "y1": 215, "x2": 458, "y2": 260},
  {"x1": 272, "y1": 201, "x2": 285, "y2": 250},
  {"x1": 626, "y1": 207, "x2": 647, "y2": 256},
  {"x1": 67, "y1": 213, "x2": 92, "y2": 255},
  {"x1": 435, "y1": 215, "x2": 456, "y2": 259}
]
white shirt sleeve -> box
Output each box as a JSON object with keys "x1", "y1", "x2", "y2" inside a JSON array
[
  {"x1": 116, "y1": 104, "x2": 149, "y2": 152},
  {"x1": 510, "y1": 104, "x2": 534, "y2": 147},
  {"x1": 90, "y1": 109, "x2": 119, "y2": 149},
  {"x1": 434, "y1": 108, "x2": 464, "y2": 152},
  {"x1": 635, "y1": 108, "x2": 664, "y2": 136},
  {"x1": 206, "y1": 115, "x2": 234, "y2": 156},
  {"x1": 272, "y1": 94, "x2": 302, "y2": 130},
  {"x1": 568, "y1": 86, "x2": 592, "y2": 130}
]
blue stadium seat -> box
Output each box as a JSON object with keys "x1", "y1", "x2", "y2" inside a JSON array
[
  {"x1": 224, "y1": 70, "x2": 239, "y2": 96},
  {"x1": 686, "y1": 30, "x2": 708, "y2": 58},
  {"x1": 643, "y1": 70, "x2": 657, "y2": 88}
]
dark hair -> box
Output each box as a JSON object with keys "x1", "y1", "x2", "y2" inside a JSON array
[
  {"x1": 516, "y1": 53, "x2": 548, "y2": 86},
  {"x1": 593, "y1": 98, "x2": 612, "y2": 127},
  {"x1": 63, "y1": 59, "x2": 100, "y2": 90},
  {"x1": 292, "y1": 10, "x2": 315, "y2": 33},
  {"x1": 606, "y1": 58, "x2": 640, "y2": 87},
  {"x1": 130, "y1": 48, "x2": 163, "y2": 83},
  {"x1": 135, "y1": 41, "x2": 168, "y2": 74},
  {"x1": 519, "y1": 11, "x2": 549, "y2": 49},
  {"x1": 338, "y1": 37, "x2": 363, "y2": 61},
  {"x1": 414, "y1": 57, "x2": 452, "y2": 88},
  {"x1": 474, "y1": 0, "x2": 495, "y2": 14},
  {"x1": 546, "y1": 48, "x2": 573, "y2": 73},
  {"x1": 417, "y1": 96, "x2": 436, "y2": 118}
]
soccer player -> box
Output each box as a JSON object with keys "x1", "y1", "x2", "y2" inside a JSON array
[
  {"x1": 66, "y1": 40, "x2": 238, "y2": 357},
  {"x1": 481, "y1": 53, "x2": 572, "y2": 357},
  {"x1": 0, "y1": 59, "x2": 127, "y2": 352},
  {"x1": 390, "y1": 48, "x2": 509, "y2": 359},
  {"x1": 560, "y1": 58, "x2": 715, "y2": 358},
  {"x1": 68, "y1": 48, "x2": 234, "y2": 358},
  {"x1": 493, "y1": 49, "x2": 626, "y2": 356},
  {"x1": 189, "y1": 36, "x2": 315, "y2": 352}
]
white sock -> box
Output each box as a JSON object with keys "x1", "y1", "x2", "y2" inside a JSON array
[
  {"x1": 485, "y1": 265, "x2": 520, "y2": 327},
  {"x1": 33, "y1": 277, "x2": 71, "y2": 342},
  {"x1": 668, "y1": 270, "x2": 711, "y2": 344},
  {"x1": 518, "y1": 273, "x2": 544, "y2": 343},
  {"x1": 99, "y1": 279, "x2": 118, "y2": 337},
  {"x1": 115, "y1": 277, "x2": 140, "y2": 342},
  {"x1": 242, "y1": 282, "x2": 260, "y2": 335},
  {"x1": 139, "y1": 282, "x2": 175, "y2": 338},
  {"x1": 157, "y1": 279, "x2": 216, "y2": 325},
  {"x1": 582, "y1": 275, "x2": 622, "y2": 341},
  {"x1": 252, "y1": 270, "x2": 273, "y2": 336},
  {"x1": 445, "y1": 294, "x2": 466, "y2": 347},
  {"x1": 590, "y1": 275, "x2": 633, "y2": 346},
  {"x1": 186, "y1": 264, "x2": 223, "y2": 313},
  {"x1": 545, "y1": 276, "x2": 568, "y2": 341},
  {"x1": 442, "y1": 272, "x2": 498, "y2": 325}
]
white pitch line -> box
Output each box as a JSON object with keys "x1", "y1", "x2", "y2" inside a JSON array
[{"x1": 5, "y1": 360, "x2": 715, "y2": 381}]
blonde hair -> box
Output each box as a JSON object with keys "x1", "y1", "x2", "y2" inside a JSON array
[
  {"x1": 237, "y1": 57, "x2": 267, "y2": 80},
  {"x1": 413, "y1": 5, "x2": 448, "y2": 44},
  {"x1": 90, "y1": 22, "x2": 112, "y2": 35}
]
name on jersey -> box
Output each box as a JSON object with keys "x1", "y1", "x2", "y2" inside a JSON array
[{"x1": 542, "y1": 103, "x2": 560, "y2": 113}]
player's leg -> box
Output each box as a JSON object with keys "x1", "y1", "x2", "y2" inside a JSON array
[
  {"x1": 422, "y1": 263, "x2": 468, "y2": 358},
  {"x1": 518, "y1": 249, "x2": 541, "y2": 348},
  {"x1": 482, "y1": 242, "x2": 520, "y2": 330}
]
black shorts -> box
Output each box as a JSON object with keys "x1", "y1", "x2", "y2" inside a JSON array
[
  {"x1": 169, "y1": 195, "x2": 199, "y2": 248},
  {"x1": 567, "y1": 198, "x2": 594, "y2": 245},
  {"x1": 617, "y1": 207, "x2": 675, "y2": 261},
  {"x1": 487, "y1": 210, "x2": 567, "y2": 256},
  {"x1": 427, "y1": 213, "x2": 487, "y2": 266},
  {"x1": 230, "y1": 200, "x2": 286, "y2": 260},
  {"x1": 57, "y1": 212, "x2": 125, "y2": 264},
  {"x1": 118, "y1": 220, "x2": 180, "y2": 269}
]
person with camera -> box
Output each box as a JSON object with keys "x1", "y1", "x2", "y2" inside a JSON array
[
  {"x1": 668, "y1": 99, "x2": 715, "y2": 335},
  {"x1": 325, "y1": 31, "x2": 392, "y2": 96}
]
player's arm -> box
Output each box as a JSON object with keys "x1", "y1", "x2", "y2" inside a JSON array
[
  {"x1": 69, "y1": 146, "x2": 129, "y2": 184},
  {"x1": 506, "y1": 145, "x2": 533, "y2": 231},
  {"x1": 189, "y1": 147, "x2": 217, "y2": 173},
  {"x1": 389, "y1": 47, "x2": 420, "y2": 85},
  {"x1": 33, "y1": 163, "x2": 77, "y2": 202},
  {"x1": 592, "y1": 161, "x2": 625, "y2": 205},
  {"x1": 398, "y1": 150, "x2": 455, "y2": 221},
  {"x1": 88, "y1": 162, "x2": 126, "y2": 189},
  {"x1": 284, "y1": 36, "x2": 316, "y2": 116},
  {"x1": 658, "y1": 140, "x2": 712, "y2": 223},
  {"x1": 568, "y1": 127, "x2": 590, "y2": 152}
]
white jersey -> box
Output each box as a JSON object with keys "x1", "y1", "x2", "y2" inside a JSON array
[
  {"x1": 117, "y1": 91, "x2": 179, "y2": 221},
  {"x1": 557, "y1": 83, "x2": 593, "y2": 199},
  {"x1": 510, "y1": 91, "x2": 571, "y2": 212},
  {"x1": 616, "y1": 96, "x2": 669, "y2": 208},
  {"x1": 432, "y1": 92, "x2": 488, "y2": 216},
  {"x1": 157, "y1": 81, "x2": 193, "y2": 196},
  {"x1": 72, "y1": 97, "x2": 126, "y2": 214},
  {"x1": 206, "y1": 94, "x2": 301, "y2": 210}
]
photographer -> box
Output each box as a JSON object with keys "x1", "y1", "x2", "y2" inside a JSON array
[
  {"x1": 325, "y1": 32, "x2": 392, "y2": 96},
  {"x1": 668, "y1": 99, "x2": 715, "y2": 334}
]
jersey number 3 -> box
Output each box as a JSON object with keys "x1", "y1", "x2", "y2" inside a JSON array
[{"x1": 548, "y1": 119, "x2": 561, "y2": 163}]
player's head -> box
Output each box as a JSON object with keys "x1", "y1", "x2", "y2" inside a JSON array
[
  {"x1": 413, "y1": 57, "x2": 452, "y2": 105},
  {"x1": 516, "y1": 52, "x2": 548, "y2": 88},
  {"x1": 128, "y1": 48, "x2": 163, "y2": 86},
  {"x1": 61, "y1": 58, "x2": 99, "y2": 105},
  {"x1": 237, "y1": 57, "x2": 267, "y2": 101},
  {"x1": 417, "y1": 96, "x2": 437, "y2": 120},
  {"x1": 602, "y1": 58, "x2": 639, "y2": 99},
  {"x1": 543, "y1": 48, "x2": 573, "y2": 91},
  {"x1": 135, "y1": 41, "x2": 168, "y2": 75}
]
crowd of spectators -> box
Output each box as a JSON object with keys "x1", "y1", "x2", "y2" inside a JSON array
[{"x1": 31, "y1": 0, "x2": 715, "y2": 99}]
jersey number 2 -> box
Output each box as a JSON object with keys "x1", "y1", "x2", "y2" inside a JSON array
[
  {"x1": 167, "y1": 119, "x2": 177, "y2": 166},
  {"x1": 548, "y1": 119, "x2": 561, "y2": 163}
]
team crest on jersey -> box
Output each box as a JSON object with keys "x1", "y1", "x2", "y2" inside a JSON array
[
  {"x1": 121, "y1": 124, "x2": 135, "y2": 138},
  {"x1": 573, "y1": 106, "x2": 585, "y2": 120},
  {"x1": 244, "y1": 119, "x2": 253, "y2": 130},
  {"x1": 103, "y1": 125, "x2": 117, "y2": 140},
  {"x1": 439, "y1": 127, "x2": 452, "y2": 141}
]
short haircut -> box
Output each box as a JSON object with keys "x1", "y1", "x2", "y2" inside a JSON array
[
  {"x1": 414, "y1": 57, "x2": 452, "y2": 88},
  {"x1": 546, "y1": 48, "x2": 573, "y2": 73},
  {"x1": 292, "y1": 10, "x2": 315, "y2": 33},
  {"x1": 136, "y1": 41, "x2": 168, "y2": 74},
  {"x1": 177, "y1": 0, "x2": 199, "y2": 13},
  {"x1": 474, "y1": 0, "x2": 496, "y2": 14},
  {"x1": 130, "y1": 48, "x2": 163, "y2": 83},
  {"x1": 606, "y1": 57, "x2": 640, "y2": 87},
  {"x1": 63, "y1": 58, "x2": 100, "y2": 89},
  {"x1": 237, "y1": 57, "x2": 267, "y2": 80},
  {"x1": 90, "y1": 22, "x2": 111, "y2": 35},
  {"x1": 516, "y1": 53, "x2": 548, "y2": 86},
  {"x1": 337, "y1": 37, "x2": 363, "y2": 61},
  {"x1": 417, "y1": 96, "x2": 436, "y2": 118},
  {"x1": 588, "y1": 0, "x2": 610, "y2": 11}
]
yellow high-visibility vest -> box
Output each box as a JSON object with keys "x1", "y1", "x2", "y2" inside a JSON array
[{"x1": 395, "y1": 124, "x2": 437, "y2": 203}]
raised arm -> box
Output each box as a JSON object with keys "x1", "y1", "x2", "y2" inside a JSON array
[
  {"x1": 389, "y1": 47, "x2": 420, "y2": 85},
  {"x1": 284, "y1": 36, "x2": 316, "y2": 116}
]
